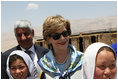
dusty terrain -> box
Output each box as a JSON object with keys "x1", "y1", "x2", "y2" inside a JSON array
[{"x1": 1, "y1": 16, "x2": 117, "y2": 52}]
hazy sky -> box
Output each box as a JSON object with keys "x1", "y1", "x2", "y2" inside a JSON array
[{"x1": 1, "y1": 1, "x2": 117, "y2": 32}]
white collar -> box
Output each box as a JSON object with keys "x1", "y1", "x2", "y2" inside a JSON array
[{"x1": 20, "y1": 44, "x2": 35, "y2": 54}]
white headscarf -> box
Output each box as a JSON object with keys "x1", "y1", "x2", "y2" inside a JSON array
[
  {"x1": 6, "y1": 50, "x2": 39, "y2": 79},
  {"x1": 83, "y1": 42, "x2": 116, "y2": 79}
]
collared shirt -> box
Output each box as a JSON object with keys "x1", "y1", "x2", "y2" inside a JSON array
[{"x1": 20, "y1": 44, "x2": 36, "y2": 61}]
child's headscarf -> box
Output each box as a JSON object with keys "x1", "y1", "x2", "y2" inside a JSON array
[
  {"x1": 83, "y1": 42, "x2": 116, "y2": 79},
  {"x1": 6, "y1": 50, "x2": 38, "y2": 79}
]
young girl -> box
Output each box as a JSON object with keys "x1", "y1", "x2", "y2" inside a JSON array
[
  {"x1": 6, "y1": 50, "x2": 39, "y2": 79},
  {"x1": 83, "y1": 42, "x2": 117, "y2": 79}
]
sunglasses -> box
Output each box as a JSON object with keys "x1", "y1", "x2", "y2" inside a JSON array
[{"x1": 51, "y1": 31, "x2": 69, "y2": 40}]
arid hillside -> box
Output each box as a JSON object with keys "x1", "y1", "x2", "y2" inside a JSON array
[{"x1": 1, "y1": 16, "x2": 117, "y2": 52}]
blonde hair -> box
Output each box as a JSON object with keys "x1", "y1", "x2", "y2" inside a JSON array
[{"x1": 43, "y1": 15, "x2": 71, "y2": 41}]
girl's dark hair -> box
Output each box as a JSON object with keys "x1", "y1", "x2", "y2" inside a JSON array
[
  {"x1": 9, "y1": 54, "x2": 26, "y2": 67},
  {"x1": 97, "y1": 46, "x2": 116, "y2": 60}
]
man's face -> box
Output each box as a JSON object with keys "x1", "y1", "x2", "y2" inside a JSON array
[{"x1": 15, "y1": 28, "x2": 34, "y2": 49}]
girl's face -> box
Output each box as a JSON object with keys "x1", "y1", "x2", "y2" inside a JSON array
[
  {"x1": 94, "y1": 50, "x2": 116, "y2": 79},
  {"x1": 10, "y1": 59, "x2": 29, "y2": 79},
  {"x1": 48, "y1": 26, "x2": 69, "y2": 51}
]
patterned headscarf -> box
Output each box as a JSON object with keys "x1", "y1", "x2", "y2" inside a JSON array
[{"x1": 38, "y1": 44, "x2": 83, "y2": 79}]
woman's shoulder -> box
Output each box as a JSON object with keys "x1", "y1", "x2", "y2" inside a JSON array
[{"x1": 71, "y1": 68, "x2": 83, "y2": 79}]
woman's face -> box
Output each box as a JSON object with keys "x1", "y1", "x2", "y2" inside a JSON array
[
  {"x1": 94, "y1": 50, "x2": 116, "y2": 79},
  {"x1": 10, "y1": 59, "x2": 29, "y2": 79},
  {"x1": 48, "y1": 26, "x2": 69, "y2": 51}
]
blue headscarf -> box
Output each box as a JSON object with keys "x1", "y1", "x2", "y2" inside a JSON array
[{"x1": 111, "y1": 43, "x2": 117, "y2": 56}]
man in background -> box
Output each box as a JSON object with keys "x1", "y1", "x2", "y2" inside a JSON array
[{"x1": 1, "y1": 20, "x2": 49, "y2": 79}]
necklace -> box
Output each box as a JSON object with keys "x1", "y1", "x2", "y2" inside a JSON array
[{"x1": 55, "y1": 48, "x2": 70, "y2": 64}]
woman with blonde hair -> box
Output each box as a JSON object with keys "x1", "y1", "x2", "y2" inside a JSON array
[{"x1": 38, "y1": 15, "x2": 83, "y2": 79}]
